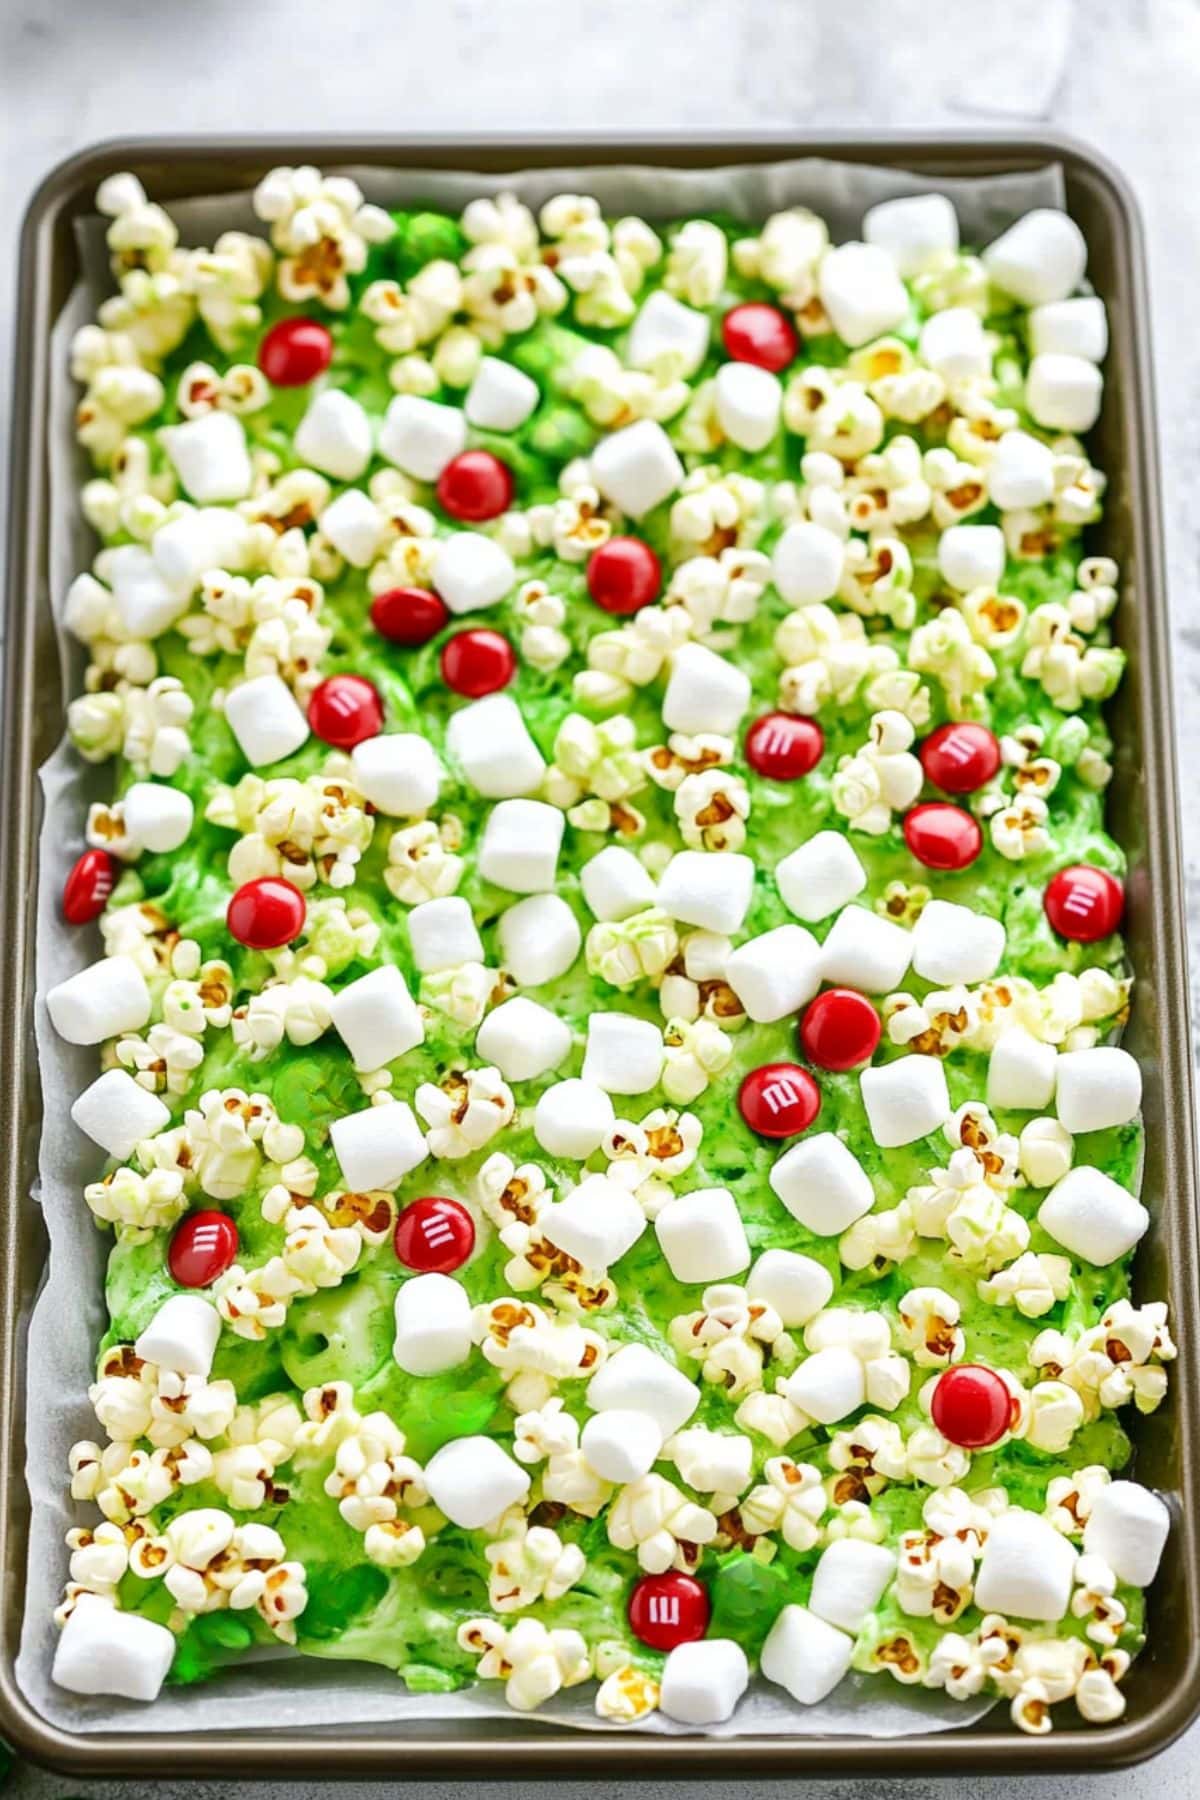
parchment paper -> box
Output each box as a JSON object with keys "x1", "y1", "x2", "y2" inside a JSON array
[{"x1": 17, "y1": 152, "x2": 1067, "y2": 1739}]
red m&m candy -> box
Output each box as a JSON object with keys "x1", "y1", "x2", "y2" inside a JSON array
[
  {"x1": 441, "y1": 629, "x2": 516, "y2": 698},
  {"x1": 586, "y1": 537, "x2": 661, "y2": 615},
  {"x1": 628, "y1": 1572, "x2": 710, "y2": 1651},
  {"x1": 62, "y1": 848, "x2": 117, "y2": 924},
  {"x1": 799, "y1": 989, "x2": 881, "y2": 1072},
  {"x1": 257, "y1": 318, "x2": 333, "y2": 387},
  {"x1": 930, "y1": 1363, "x2": 1015, "y2": 1450},
  {"x1": 394, "y1": 1196, "x2": 475, "y2": 1274},
  {"x1": 744, "y1": 712, "x2": 824, "y2": 780},
  {"x1": 168, "y1": 1210, "x2": 239, "y2": 1288},
  {"x1": 371, "y1": 586, "x2": 449, "y2": 647},
  {"x1": 436, "y1": 451, "x2": 514, "y2": 523},
  {"x1": 722, "y1": 303, "x2": 798, "y2": 373},
  {"x1": 308, "y1": 674, "x2": 383, "y2": 748},
  {"x1": 227, "y1": 877, "x2": 306, "y2": 950},
  {"x1": 903, "y1": 802, "x2": 982, "y2": 872},
  {"x1": 738, "y1": 1063, "x2": 821, "y2": 1138},
  {"x1": 919, "y1": 722, "x2": 1001, "y2": 794},
  {"x1": 1044, "y1": 865, "x2": 1124, "y2": 942}
]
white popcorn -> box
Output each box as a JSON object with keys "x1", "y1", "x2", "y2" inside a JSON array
[
  {"x1": 582, "y1": 1012, "x2": 664, "y2": 1095},
  {"x1": 747, "y1": 1249, "x2": 834, "y2": 1327},
  {"x1": 476, "y1": 996, "x2": 571, "y2": 1082},
  {"x1": 581, "y1": 1409, "x2": 663, "y2": 1484},
  {"x1": 627, "y1": 288, "x2": 710, "y2": 378},
  {"x1": 662, "y1": 641, "x2": 751, "y2": 737},
  {"x1": 771, "y1": 519, "x2": 845, "y2": 606},
  {"x1": 973, "y1": 1508, "x2": 1077, "y2": 1620},
  {"x1": 911, "y1": 899, "x2": 1006, "y2": 986},
  {"x1": 534, "y1": 1078, "x2": 615, "y2": 1160},
  {"x1": 431, "y1": 533, "x2": 515, "y2": 615},
  {"x1": 446, "y1": 693, "x2": 545, "y2": 800},
  {"x1": 416, "y1": 1065, "x2": 514, "y2": 1159},
  {"x1": 224, "y1": 674, "x2": 309, "y2": 768},
  {"x1": 52, "y1": 1594, "x2": 176, "y2": 1702},
  {"x1": 70, "y1": 1068, "x2": 169, "y2": 1160},
  {"x1": 458, "y1": 1616, "x2": 590, "y2": 1712},
  {"x1": 657, "y1": 850, "x2": 755, "y2": 935},
  {"x1": 818, "y1": 241, "x2": 909, "y2": 347},
  {"x1": 425, "y1": 1436, "x2": 530, "y2": 1530},
  {"x1": 1054, "y1": 1046, "x2": 1141, "y2": 1134},
  {"x1": 761, "y1": 1603, "x2": 853, "y2": 1706},
  {"x1": 820, "y1": 904, "x2": 913, "y2": 993},
  {"x1": 161, "y1": 411, "x2": 252, "y2": 503},
  {"x1": 329, "y1": 964, "x2": 424, "y2": 1072},
  {"x1": 655, "y1": 1187, "x2": 750, "y2": 1284},
  {"x1": 988, "y1": 1027, "x2": 1058, "y2": 1112},
  {"x1": 1082, "y1": 1480, "x2": 1170, "y2": 1587},
  {"x1": 659, "y1": 1639, "x2": 748, "y2": 1725},
  {"x1": 863, "y1": 193, "x2": 958, "y2": 277},
  {"x1": 770, "y1": 1133, "x2": 874, "y2": 1236},
  {"x1": 329, "y1": 1100, "x2": 428, "y2": 1190},
  {"x1": 135, "y1": 1295, "x2": 221, "y2": 1378},
  {"x1": 1037, "y1": 1166, "x2": 1149, "y2": 1266},
  {"x1": 465, "y1": 356, "x2": 540, "y2": 430},
  {"x1": 587, "y1": 1343, "x2": 700, "y2": 1438},
  {"x1": 294, "y1": 388, "x2": 373, "y2": 481},
  {"x1": 393, "y1": 1272, "x2": 472, "y2": 1376},
  {"x1": 478, "y1": 800, "x2": 564, "y2": 893},
  {"x1": 774, "y1": 831, "x2": 866, "y2": 923},
  {"x1": 47, "y1": 955, "x2": 151, "y2": 1046},
  {"x1": 860, "y1": 1057, "x2": 951, "y2": 1148},
  {"x1": 983, "y1": 208, "x2": 1087, "y2": 305},
  {"x1": 591, "y1": 419, "x2": 683, "y2": 519},
  {"x1": 1029, "y1": 296, "x2": 1108, "y2": 363},
  {"x1": 810, "y1": 1537, "x2": 896, "y2": 1633}
]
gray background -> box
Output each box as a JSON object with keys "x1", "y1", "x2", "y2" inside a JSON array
[{"x1": 2, "y1": 0, "x2": 1198, "y2": 1792}]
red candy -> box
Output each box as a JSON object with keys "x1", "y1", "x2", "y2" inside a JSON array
[
  {"x1": 903, "y1": 802, "x2": 983, "y2": 872},
  {"x1": 257, "y1": 317, "x2": 333, "y2": 387},
  {"x1": 919, "y1": 722, "x2": 1001, "y2": 794},
  {"x1": 168, "y1": 1210, "x2": 240, "y2": 1288},
  {"x1": 799, "y1": 989, "x2": 881, "y2": 1072},
  {"x1": 440, "y1": 629, "x2": 516, "y2": 698},
  {"x1": 436, "y1": 450, "x2": 514, "y2": 522},
  {"x1": 307, "y1": 674, "x2": 384, "y2": 748},
  {"x1": 394, "y1": 1196, "x2": 476, "y2": 1274},
  {"x1": 930, "y1": 1364, "x2": 1016, "y2": 1450},
  {"x1": 62, "y1": 848, "x2": 117, "y2": 925},
  {"x1": 371, "y1": 586, "x2": 449, "y2": 647},
  {"x1": 227, "y1": 877, "x2": 307, "y2": 950},
  {"x1": 628, "y1": 1572, "x2": 711, "y2": 1651},
  {"x1": 586, "y1": 537, "x2": 661, "y2": 615},
  {"x1": 738, "y1": 1063, "x2": 821, "y2": 1138},
  {"x1": 722, "y1": 302, "x2": 799, "y2": 373},
  {"x1": 744, "y1": 712, "x2": 825, "y2": 780},
  {"x1": 1044, "y1": 864, "x2": 1124, "y2": 942}
]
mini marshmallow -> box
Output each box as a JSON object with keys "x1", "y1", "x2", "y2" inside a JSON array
[
  {"x1": 714, "y1": 361, "x2": 782, "y2": 452},
  {"x1": 478, "y1": 800, "x2": 564, "y2": 893},
  {"x1": 47, "y1": 955, "x2": 151, "y2": 1046},
  {"x1": 627, "y1": 288, "x2": 711, "y2": 378},
  {"x1": 1054, "y1": 1046, "x2": 1142, "y2": 1134},
  {"x1": 747, "y1": 1248, "x2": 835, "y2": 1327},
  {"x1": 122, "y1": 781, "x2": 193, "y2": 854},
  {"x1": 581, "y1": 1012, "x2": 664, "y2": 1095},
  {"x1": 919, "y1": 306, "x2": 990, "y2": 380},
  {"x1": 760, "y1": 1603, "x2": 853, "y2": 1706},
  {"x1": 662, "y1": 641, "x2": 751, "y2": 736},
  {"x1": 476, "y1": 995, "x2": 571, "y2": 1081},
  {"x1": 1082, "y1": 1480, "x2": 1170, "y2": 1587},
  {"x1": 911, "y1": 898, "x2": 1005, "y2": 985},
  {"x1": 351, "y1": 733, "x2": 441, "y2": 817},
  {"x1": 818, "y1": 241, "x2": 910, "y2": 348},
  {"x1": 329, "y1": 1100, "x2": 428, "y2": 1190},
  {"x1": 860, "y1": 1057, "x2": 951, "y2": 1148},
  {"x1": 319, "y1": 488, "x2": 384, "y2": 567},
  {"x1": 862, "y1": 192, "x2": 959, "y2": 277},
  {"x1": 988, "y1": 1027, "x2": 1058, "y2": 1112},
  {"x1": 224, "y1": 674, "x2": 309, "y2": 767},
  {"x1": 973, "y1": 1507, "x2": 1077, "y2": 1620},
  {"x1": 424, "y1": 1435, "x2": 530, "y2": 1530},
  {"x1": 393, "y1": 1272, "x2": 472, "y2": 1376},
  {"x1": 775, "y1": 831, "x2": 866, "y2": 923},
  {"x1": 1037, "y1": 1166, "x2": 1148, "y2": 1265},
  {"x1": 937, "y1": 522, "x2": 1006, "y2": 592},
  {"x1": 446, "y1": 693, "x2": 545, "y2": 798},
  {"x1": 983, "y1": 208, "x2": 1087, "y2": 306},
  {"x1": 581, "y1": 1409, "x2": 663, "y2": 1483},
  {"x1": 580, "y1": 845, "x2": 658, "y2": 922},
  {"x1": 783, "y1": 1345, "x2": 866, "y2": 1424},
  {"x1": 809, "y1": 1538, "x2": 896, "y2": 1634},
  {"x1": 294, "y1": 388, "x2": 373, "y2": 481},
  {"x1": 659, "y1": 1639, "x2": 749, "y2": 1725},
  {"x1": 330, "y1": 964, "x2": 424, "y2": 1071},
  {"x1": 769, "y1": 1132, "x2": 874, "y2": 1236},
  {"x1": 655, "y1": 1186, "x2": 750, "y2": 1284},
  {"x1": 988, "y1": 428, "x2": 1056, "y2": 510},
  {"x1": 590, "y1": 418, "x2": 683, "y2": 519},
  {"x1": 52, "y1": 1594, "x2": 176, "y2": 1702},
  {"x1": 135, "y1": 1294, "x2": 220, "y2": 1377},
  {"x1": 534, "y1": 1077, "x2": 615, "y2": 1159},
  {"x1": 1026, "y1": 353, "x2": 1103, "y2": 434},
  {"x1": 497, "y1": 893, "x2": 581, "y2": 987},
  {"x1": 70, "y1": 1068, "x2": 170, "y2": 1160},
  {"x1": 408, "y1": 896, "x2": 485, "y2": 974},
  {"x1": 586, "y1": 1342, "x2": 700, "y2": 1437},
  {"x1": 464, "y1": 356, "x2": 540, "y2": 431},
  {"x1": 103, "y1": 547, "x2": 185, "y2": 639},
  {"x1": 379, "y1": 394, "x2": 467, "y2": 481},
  {"x1": 160, "y1": 410, "x2": 252, "y2": 503},
  {"x1": 725, "y1": 924, "x2": 823, "y2": 1023},
  {"x1": 771, "y1": 520, "x2": 845, "y2": 606},
  {"x1": 819, "y1": 905, "x2": 913, "y2": 993},
  {"x1": 541, "y1": 1172, "x2": 647, "y2": 1269},
  {"x1": 431, "y1": 533, "x2": 515, "y2": 615},
  {"x1": 657, "y1": 850, "x2": 755, "y2": 934},
  {"x1": 151, "y1": 508, "x2": 252, "y2": 601},
  {"x1": 1029, "y1": 296, "x2": 1108, "y2": 363}
]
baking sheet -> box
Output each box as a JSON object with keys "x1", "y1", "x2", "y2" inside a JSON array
[{"x1": 16, "y1": 151, "x2": 1067, "y2": 1739}]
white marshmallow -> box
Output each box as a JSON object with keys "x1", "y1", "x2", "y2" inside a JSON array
[
  {"x1": 714, "y1": 361, "x2": 782, "y2": 451},
  {"x1": 102, "y1": 547, "x2": 184, "y2": 639},
  {"x1": 329, "y1": 1100, "x2": 428, "y2": 1190},
  {"x1": 47, "y1": 955, "x2": 151, "y2": 1046},
  {"x1": 919, "y1": 307, "x2": 990, "y2": 380},
  {"x1": 983, "y1": 209, "x2": 1087, "y2": 306},
  {"x1": 657, "y1": 850, "x2": 755, "y2": 934},
  {"x1": 407, "y1": 896, "x2": 484, "y2": 974},
  {"x1": 987, "y1": 1027, "x2": 1058, "y2": 1112},
  {"x1": 938, "y1": 522, "x2": 1006, "y2": 592},
  {"x1": 627, "y1": 289, "x2": 711, "y2": 378},
  {"x1": 860, "y1": 1057, "x2": 951, "y2": 1148},
  {"x1": 590, "y1": 418, "x2": 683, "y2": 519},
  {"x1": 1037, "y1": 1166, "x2": 1149, "y2": 1265},
  {"x1": 580, "y1": 845, "x2": 658, "y2": 922},
  {"x1": 464, "y1": 356, "x2": 540, "y2": 431},
  {"x1": 973, "y1": 1507, "x2": 1077, "y2": 1620},
  {"x1": 1082, "y1": 1480, "x2": 1170, "y2": 1587},
  {"x1": 379, "y1": 394, "x2": 467, "y2": 481},
  {"x1": 862, "y1": 193, "x2": 959, "y2": 277},
  {"x1": 52, "y1": 1594, "x2": 176, "y2": 1702},
  {"x1": 586, "y1": 1342, "x2": 700, "y2": 1437},
  {"x1": 392, "y1": 1272, "x2": 472, "y2": 1376},
  {"x1": 662, "y1": 641, "x2": 751, "y2": 736},
  {"x1": 431, "y1": 533, "x2": 515, "y2": 615},
  {"x1": 534, "y1": 1077, "x2": 615, "y2": 1159},
  {"x1": 160, "y1": 411, "x2": 252, "y2": 502},
  {"x1": 655, "y1": 1186, "x2": 750, "y2": 1283},
  {"x1": 988, "y1": 428, "x2": 1056, "y2": 510},
  {"x1": 1026, "y1": 353, "x2": 1103, "y2": 434},
  {"x1": 497, "y1": 893, "x2": 581, "y2": 987},
  {"x1": 771, "y1": 521, "x2": 844, "y2": 606},
  {"x1": 810, "y1": 1538, "x2": 896, "y2": 1633},
  {"x1": 351, "y1": 733, "x2": 441, "y2": 818},
  {"x1": 818, "y1": 241, "x2": 910, "y2": 348},
  {"x1": 135, "y1": 1294, "x2": 220, "y2": 1378},
  {"x1": 581, "y1": 1012, "x2": 664, "y2": 1095},
  {"x1": 1029, "y1": 296, "x2": 1108, "y2": 363},
  {"x1": 747, "y1": 1248, "x2": 834, "y2": 1327},
  {"x1": 70, "y1": 1068, "x2": 170, "y2": 1160},
  {"x1": 424, "y1": 1435, "x2": 530, "y2": 1530},
  {"x1": 446, "y1": 693, "x2": 545, "y2": 798},
  {"x1": 775, "y1": 831, "x2": 866, "y2": 923},
  {"x1": 541, "y1": 1172, "x2": 646, "y2": 1269},
  {"x1": 659, "y1": 1639, "x2": 749, "y2": 1725},
  {"x1": 769, "y1": 1132, "x2": 874, "y2": 1236},
  {"x1": 819, "y1": 905, "x2": 913, "y2": 993},
  {"x1": 319, "y1": 488, "x2": 384, "y2": 567},
  {"x1": 783, "y1": 1345, "x2": 866, "y2": 1424},
  {"x1": 224, "y1": 674, "x2": 309, "y2": 767},
  {"x1": 725, "y1": 924, "x2": 822, "y2": 1023},
  {"x1": 478, "y1": 799, "x2": 564, "y2": 893},
  {"x1": 294, "y1": 388, "x2": 372, "y2": 481},
  {"x1": 151, "y1": 508, "x2": 252, "y2": 602},
  {"x1": 1054, "y1": 1046, "x2": 1142, "y2": 1134},
  {"x1": 330, "y1": 964, "x2": 424, "y2": 1072},
  {"x1": 760, "y1": 1603, "x2": 853, "y2": 1706},
  {"x1": 580, "y1": 1409, "x2": 663, "y2": 1483},
  {"x1": 476, "y1": 995, "x2": 571, "y2": 1081},
  {"x1": 911, "y1": 898, "x2": 1005, "y2": 985},
  {"x1": 122, "y1": 781, "x2": 193, "y2": 854}
]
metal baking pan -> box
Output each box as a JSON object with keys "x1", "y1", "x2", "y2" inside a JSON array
[{"x1": 2, "y1": 130, "x2": 1196, "y2": 1779}]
